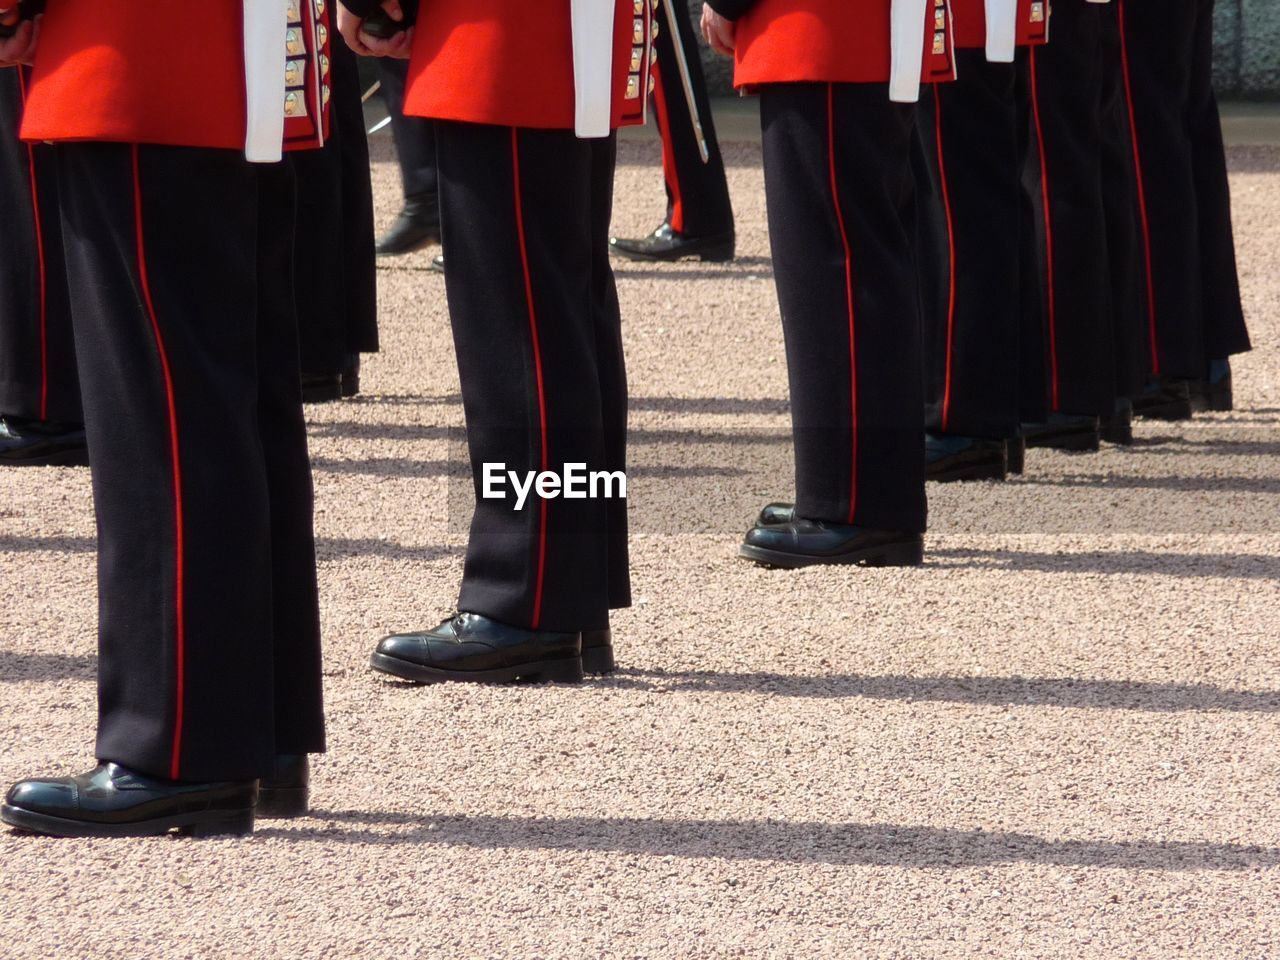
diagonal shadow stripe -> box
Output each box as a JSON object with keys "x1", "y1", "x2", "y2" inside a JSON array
[{"x1": 262, "y1": 810, "x2": 1280, "y2": 870}]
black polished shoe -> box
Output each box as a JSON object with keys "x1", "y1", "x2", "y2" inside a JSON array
[
  {"x1": 429, "y1": 254, "x2": 445, "y2": 275},
  {"x1": 756, "y1": 502, "x2": 796, "y2": 526},
  {"x1": 0, "y1": 415, "x2": 89, "y2": 467},
  {"x1": 582, "y1": 626, "x2": 615, "y2": 675},
  {"x1": 257, "y1": 755, "x2": 309, "y2": 819},
  {"x1": 1100, "y1": 398, "x2": 1134, "y2": 445},
  {"x1": 371, "y1": 612, "x2": 583, "y2": 684},
  {"x1": 375, "y1": 194, "x2": 441, "y2": 256},
  {"x1": 609, "y1": 222, "x2": 735, "y2": 263},
  {"x1": 740, "y1": 519, "x2": 924, "y2": 569},
  {"x1": 341, "y1": 354, "x2": 361, "y2": 398},
  {"x1": 1186, "y1": 358, "x2": 1233, "y2": 413},
  {"x1": 1006, "y1": 437, "x2": 1026, "y2": 475},
  {"x1": 1, "y1": 763, "x2": 255, "y2": 838},
  {"x1": 300, "y1": 372, "x2": 344, "y2": 404},
  {"x1": 1022, "y1": 414, "x2": 1101, "y2": 452},
  {"x1": 925, "y1": 433, "x2": 1007, "y2": 482},
  {"x1": 1133, "y1": 377, "x2": 1194, "y2": 421}
]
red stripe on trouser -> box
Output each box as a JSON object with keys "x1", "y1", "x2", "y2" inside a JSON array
[
  {"x1": 16, "y1": 70, "x2": 48, "y2": 419},
  {"x1": 1028, "y1": 48, "x2": 1061, "y2": 411},
  {"x1": 1116, "y1": 0, "x2": 1161, "y2": 375},
  {"x1": 131, "y1": 146, "x2": 187, "y2": 780},
  {"x1": 652, "y1": 67, "x2": 686, "y2": 234},
  {"x1": 934, "y1": 86, "x2": 959, "y2": 432},
  {"x1": 826, "y1": 84, "x2": 858, "y2": 525},
  {"x1": 510, "y1": 129, "x2": 549, "y2": 630}
]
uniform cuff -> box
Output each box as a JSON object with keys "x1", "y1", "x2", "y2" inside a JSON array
[{"x1": 705, "y1": 0, "x2": 757, "y2": 19}]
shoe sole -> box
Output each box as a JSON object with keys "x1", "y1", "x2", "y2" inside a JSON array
[
  {"x1": 1133, "y1": 399, "x2": 1194, "y2": 421},
  {"x1": 0, "y1": 446, "x2": 89, "y2": 467},
  {"x1": 0, "y1": 802, "x2": 254, "y2": 838},
  {"x1": 369, "y1": 652, "x2": 584, "y2": 685},
  {"x1": 738, "y1": 539, "x2": 924, "y2": 570},
  {"x1": 582, "y1": 644, "x2": 616, "y2": 675},
  {"x1": 1024, "y1": 431, "x2": 1101, "y2": 452},
  {"x1": 256, "y1": 787, "x2": 309, "y2": 819},
  {"x1": 609, "y1": 245, "x2": 735, "y2": 264},
  {"x1": 1101, "y1": 427, "x2": 1135, "y2": 446},
  {"x1": 375, "y1": 237, "x2": 440, "y2": 258},
  {"x1": 302, "y1": 383, "x2": 344, "y2": 404},
  {"x1": 926, "y1": 461, "x2": 1007, "y2": 483}
]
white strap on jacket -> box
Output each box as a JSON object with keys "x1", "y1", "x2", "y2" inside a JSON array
[
  {"x1": 243, "y1": 0, "x2": 289, "y2": 163},
  {"x1": 572, "y1": 0, "x2": 617, "y2": 138},
  {"x1": 984, "y1": 0, "x2": 1018, "y2": 62},
  {"x1": 889, "y1": 0, "x2": 929, "y2": 103}
]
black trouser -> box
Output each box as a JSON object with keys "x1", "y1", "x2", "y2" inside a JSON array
[
  {"x1": 377, "y1": 57, "x2": 439, "y2": 201},
  {"x1": 435, "y1": 122, "x2": 630, "y2": 633},
  {"x1": 55, "y1": 143, "x2": 325, "y2": 783},
  {"x1": 1027, "y1": 0, "x2": 1142, "y2": 416},
  {"x1": 292, "y1": 36, "x2": 379, "y2": 376},
  {"x1": 1118, "y1": 0, "x2": 1250, "y2": 375},
  {"x1": 0, "y1": 67, "x2": 80, "y2": 423},
  {"x1": 651, "y1": 0, "x2": 733, "y2": 237},
  {"x1": 916, "y1": 49, "x2": 1023, "y2": 440},
  {"x1": 1098, "y1": 3, "x2": 1147, "y2": 402},
  {"x1": 760, "y1": 83, "x2": 926, "y2": 534}
]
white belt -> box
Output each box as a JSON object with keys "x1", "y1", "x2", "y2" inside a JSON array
[
  {"x1": 243, "y1": 0, "x2": 289, "y2": 162},
  {"x1": 985, "y1": 0, "x2": 1019, "y2": 62},
  {"x1": 572, "y1": 0, "x2": 619, "y2": 138},
  {"x1": 891, "y1": 0, "x2": 956, "y2": 103}
]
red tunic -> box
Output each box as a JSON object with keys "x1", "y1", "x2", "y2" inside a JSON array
[
  {"x1": 401, "y1": 0, "x2": 654, "y2": 130},
  {"x1": 731, "y1": 0, "x2": 957, "y2": 89},
  {"x1": 950, "y1": 0, "x2": 1049, "y2": 49},
  {"x1": 20, "y1": 0, "x2": 330, "y2": 152}
]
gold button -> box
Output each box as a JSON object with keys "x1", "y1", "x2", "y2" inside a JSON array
[{"x1": 626, "y1": 75, "x2": 640, "y2": 99}]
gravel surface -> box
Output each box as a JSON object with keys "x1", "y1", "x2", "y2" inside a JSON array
[{"x1": 1, "y1": 139, "x2": 1277, "y2": 959}]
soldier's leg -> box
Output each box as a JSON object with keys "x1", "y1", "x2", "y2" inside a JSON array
[
  {"x1": 374, "y1": 56, "x2": 441, "y2": 255},
  {"x1": 652, "y1": 0, "x2": 733, "y2": 239},
  {"x1": 57, "y1": 143, "x2": 317, "y2": 783},
  {"x1": 1098, "y1": 1, "x2": 1149, "y2": 419},
  {"x1": 1026, "y1": 2, "x2": 1115, "y2": 420},
  {"x1": 1188, "y1": 0, "x2": 1249, "y2": 372},
  {"x1": 757, "y1": 82, "x2": 925, "y2": 538},
  {"x1": 1116, "y1": 0, "x2": 1203, "y2": 379},
  {"x1": 0, "y1": 67, "x2": 85, "y2": 464},
  {"x1": 611, "y1": 0, "x2": 734, "y2": 262},
  {"x1": 371, "y1": 122, "x2": 618, "y2": 683},
  {"x1": 917, "y1": 50, "x2": 1020, "y2": 481}
]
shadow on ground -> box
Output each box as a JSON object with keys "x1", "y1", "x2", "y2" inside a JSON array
[{"x1": 264, "y1": 810, "x2": 1280, "y2": 871}]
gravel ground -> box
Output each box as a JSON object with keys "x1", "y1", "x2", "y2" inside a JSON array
[{"x1": 1, "y1": 137, "x2": 1278, "y2": 959}]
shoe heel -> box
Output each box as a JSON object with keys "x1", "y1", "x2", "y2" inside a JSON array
[
  {"x1": 181, "y1": 809, "x2": 254, "y2": 838},
  {"x1": 864, "y1": 540, "x2": 925, "y2": 567},
  {"x1": 256, "y1": 786, "x2": 309, "y2": 819},
  {"x1": 582, "y1": 644, "x2": 616, "y2": 675},
  {"x1": 533, "y1": 657, "x2": 585, "y2": 684}
]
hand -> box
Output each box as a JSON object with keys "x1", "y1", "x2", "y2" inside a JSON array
[
  {"x1": 701, "y1": 4, "x2": 735, "y2": 58},
  {"x1": 339, "y1": 0, "x2": 413, "y2": 59},
  {"x1": 0, "y1": 11, "x2": 40, "y2": 66}
]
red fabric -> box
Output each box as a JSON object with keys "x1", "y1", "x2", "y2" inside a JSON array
[
  {"x1": 732, "y1": 0, "x2": 956, "y2": 88},
  {"x1": 21, "y1": 1, "x2": 330, "y2": 151},
  {"x1": 402, "y1": 0, "x2": 650, "y2": 129},
  {"x1": 950, "y1": 0, "x2": 1050, "y2": 50}
]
